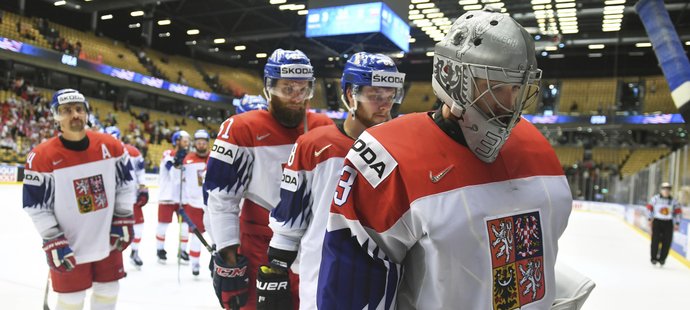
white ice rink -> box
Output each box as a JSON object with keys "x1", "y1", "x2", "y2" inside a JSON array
[{"x1": 1, "y1": 183, "x2": 689, "y2": 309}]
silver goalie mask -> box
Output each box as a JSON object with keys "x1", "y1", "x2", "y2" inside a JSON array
[{"x1": 432, "y1": 8, "x2": 542, "y2": 163}]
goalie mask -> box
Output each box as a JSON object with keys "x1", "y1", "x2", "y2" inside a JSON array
[
  {"x1": 263, "y1": 49, "x2": 315, "y2": 102},
  {"x1": 432, "y1": 8, "x2": 542, "y2": 163},
  {"x1": 340, "y1": 52, "x2": 405, "y2": 118}
]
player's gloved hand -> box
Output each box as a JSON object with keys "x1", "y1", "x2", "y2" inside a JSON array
[
  {"x1": 256, "y1": 265, "x2": 292, "y2": 310},
  {"x1": 43, "y1": 235, "x2": 76, "y2": 273},
  {"x1": 134, "y1": 188, "x2": 149, "y2": 208},
  {"x1": 110, "y1": 215, "x2": 135, "y2": 251},
  {"x1": 213, "y1": 253, "x2": 249, "y2": 310},
  {"x1": 173, "y1": 149, "x2": 187, "y2": 167}
]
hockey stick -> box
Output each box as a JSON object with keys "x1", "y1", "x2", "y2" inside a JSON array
[
  {"x1": 43, "y1": 272, "x2": 50, "y2": 310},
  {"x1": 177, "y1": 207, "x2": 214, "y2": 254}
]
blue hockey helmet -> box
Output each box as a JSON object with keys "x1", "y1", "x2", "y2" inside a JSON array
[
  {"x1": 194, "y1": 129, "x2": 210, "y2": 141},
  {"x1": 233, "y1": 94, "x2": 268, "y2": 114},
  {"x1": 341, "y1": 52, "x2": 406, "y2": 104},
  {"x1": 263, "y1": 49, "x2": 315, "y2": 101},
  {"x1": 50, "y1": 88, "x2": 90, "y2": 117},
  {"x1": 104, "y1": 126, "x2": 121, "y2": 139},
  {"x1": 171, "y1": 130, "x2": 190, "y2": 147}
]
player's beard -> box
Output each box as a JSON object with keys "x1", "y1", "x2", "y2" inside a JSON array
[
  {"x1": 354, "y1": 104, "x2": 391, "y2": 128},
  {"x1": 270, "y1": 96, "x2": 306, "y2": 128}
]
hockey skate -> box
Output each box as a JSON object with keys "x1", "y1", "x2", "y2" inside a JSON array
[
  {"x1": 192, "y1": 262, "x2": 200, "y2": 276},
  {"x1": 178, "y1": 250, "x2": 190, "y2": 265},
  {"x1": 130, "y1": 250, "x2": 143, "y2": 269},
  {"x1": 157, "y1": 249, "x2": 168, "y2": 264}
]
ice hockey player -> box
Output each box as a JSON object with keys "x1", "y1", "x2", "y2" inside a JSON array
[
  {"x1": 233, "y1": 94, "x2": 268, "y2": 114},
  {"x1": 317, "y1": 8, "x2": 575, "y2": 309},
  {"x1": 104, "y1": 126, "x2": 149, "y2": 268},
  {"x1": 260, "y1": 52, "x2": 405, "y2": 309},
  {"x1": 181, "y1": 129, "x2": 211, "y2": 276},
  {"x1": 204, "y1": 48, "x2": 333, "y2": 310},
  {"x1": 23, "y1": 88, "x2": 136, "y2": 309},
  {"x1": 156, "y1": 130, "x2": 191, "y2": 264},
  {"x1": 647, "y1": 182, "x2": 681, "y2": 266}
]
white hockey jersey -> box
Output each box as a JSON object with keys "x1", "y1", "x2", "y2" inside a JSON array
[
  {"x1": 23, "y1": 131, "x2": 136, "y2": 264},
  {"x1": 125, "y1": 143, "x2": 145, "y2": 187},
  {"x1": 182, "y1": 152, "x2": 208, "y2": 208},
  {"x1": 647, "y1": 194, "x2": 681, "y2": 223},
  {"x1": 269, "y1": 124, "x2": 354, "y2": 309},
  {"x1": 317, "y1": 113, "x2": 572, "y2": 310},
  {"x1": 158, "y1": 149, "x2": 182, "y2": 203},
  {"x1": 204, "y1": 110, "x2": 333, "y2": 251}
]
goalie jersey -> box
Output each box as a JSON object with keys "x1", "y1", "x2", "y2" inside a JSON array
[
  {"x1": 22, "y1": 131, "x2": 136, "y2": 264},
  {"x1": 317, "y1": 113, "x2": 572, "y2": 309},
  {"x1": 269, "y1": 124, "x2": 354, "y2": 309}
]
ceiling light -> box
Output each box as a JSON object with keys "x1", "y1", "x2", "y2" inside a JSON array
[
  {"x1": 409, "y1": 10, "x2": 420, "y2": 15},
  {"x1": 187, "y1": 29, "x2": 199, "y2": 35},
  {"x1": 213, "y1": 38, "x2": 226, "y2": 44},
  {"x1": 416, "y1": 3, "x2": 435, "y2": 9},
  {"x1": 559, "y1": 21, "x2": 578, "y2": 26},
  {"x1": 421, "y1": 8, "x2": 439, "y2": 14},
  {"x1": 464, "y1": 4, "x2": 483, "y2": 10},
  {"x1": 278, "y1": 4, "x2": 293, "y2": 10},
  {"x1": 209, "y1": 48, "x2": 219, "y2": 52},
  {"x1": 588, "y1": 44, "x2": 605, "y2": 49},
  {"x1": 291, "y1": 4, "x2": 305, "y2": 10},
  {"x1": 562, "y1": 29, "x2": 579, "y2": 34},
  {"x1": 256, "y1": 53, "x2": 268, "y2": 58},
  {"x1": 557, "y1": 11, "x2": 576, "y2": 17},
  {"x1": 185, "y1": 41, "x2": 197, "y2": 45},
  {"x1": 410, "y1": 14, "x2": 425, "y2": 20},
  {"x1": 686, "y1": 41, "x2": 690, "y2": 46},
  {"x1": 482, "y1": 0, "x2": 501, "y2": 3},
  {"x1": 100, "y1": 14, "x2": 113, "y2": 20},
  {"x1": 531, "y1": 0, "x2": 551, "y2": 4},
  {"x1": 422, "y1": 26, "x2": 437, "y2": 32},
  {"x1": 544, "y1": 46, "x2": 558, "y2": 51},
  {"x1": 412, "y1": 0, "x2": 430, "y2": 3},
  {"x1": 158, "y1": 32, "x2": 170, "y2": 38},
  {"x1": 602, "y1": 27, "x2": 621, "y2": 32},
  {"x1": 130, "y1": 10, "x2": 144, "y2": 17},
  {"x1": 548, "y1": 54, "x2": 565, "y2": 59},
  {"x1": 604, "y1": 5, "x2": 625, "y2": 11},
  {"x1": 588, "y1": 53, "x2": 603, "y2": 57},
  {"x1": 234, "y1": 45, "x2": 246, "y2": 51},
  {"x1": 559, "y1": 17, "x2": 577, "y2": 21},
  {"x1": 555, "y1": 3, "x2": 576, "y2": 8},
  {"x1": 459, "y1": 0, "x2": 478, "y2": 4},
  {"x1": 157, "y1": 19, "x2": 171, "y2": 26},
  {"x1": 54, "y1": 1, "x2": 66, "y2": 6},
  {"x1": 555, "y1": 0, "x2": 575, "y2": 2},
  {"x1": 297, "y1": 10, "x2": 308, "y2": 15},
  {"x1": 635, "y1": 42, "x2": 652, "y2": 47},
  {"x1": 409, "y1": 37, "x2": 416, "y2": 43},
  {"x1": 426, "y1": 13, "x2": 444, "y2": 19},
  {"x1": 605, "y1": 0, "x2": 626, "y2": 4},
  {"x1": 128, "y1": 23, "x2": 141, "y2": 28},
  {"x1": 603, "y1": 19, "x2": 622, "y2": 24},
  {"x1": 426, "y1": 51, "x2": 435, "y2": 57},
  {"x1": 603, "y1": 14, "x2": 624, "y2": 19},
  {"x1": 393, "y1": 52, "x2": 405, "y2": 58},
  {"x1": 269, "y1": 0, "x2": 286, "y2": 4}
]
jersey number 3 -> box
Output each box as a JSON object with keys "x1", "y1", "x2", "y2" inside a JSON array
[{"x1": 334, "y1": 165, "x2": 357, "y2": 206}]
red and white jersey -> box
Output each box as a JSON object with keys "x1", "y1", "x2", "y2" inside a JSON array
[
  {"x1": 268, "y1": 124, "x2": 353, "y2": 309},
  {"x1": 204, "y1": 110, "x2": 333, "y2": 250},
  {"x1": 182, "y1": 152, "x2": 208, "y2": 208},
  {"x1": 158, "y1": 149, "x2": 182, "y2": 203},
  {"x1": 22, "y1": 131, "x2": 136, "y2": 264},
  {"x1": 318, "y1": 113, "x2": 572, "y2": 310},
  {"x1": 125, "y1": 144, "x2": 145, "y2": 187},
  {"x1": 647, "y1": 194, "x2": 681, "y2": 223}
]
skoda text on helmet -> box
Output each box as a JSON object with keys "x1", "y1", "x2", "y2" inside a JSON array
[
  {"x1": 340, "y1": 52, "x2": 406, "y2": 118},
  {"x1": 194, "y1": 129, "x2": 210, "y2": 140},
  {"x1": 233, "y1": 94, "x2": 269, "y2": 114},
  {"x1": 171, "y1": 130, "x2": 190, "y2": 147},
  {"x1": 104, "y1": 126, "x2": 121, "y2": 139},
  {"x1": 50, "y1": 88, "x2": 90, "y2": 121},
  {"x1": 263, "y1": 49, "x2": 315, "y2": 102},
  {"x1": 432, "y1": 7, "x2": 542, "y2": 163}
]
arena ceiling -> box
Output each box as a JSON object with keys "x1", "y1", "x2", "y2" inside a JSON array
[{"x1": 5, "y1": 0, "x2": 690, "y2": 79}]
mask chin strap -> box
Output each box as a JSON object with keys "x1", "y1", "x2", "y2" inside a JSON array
[{"x1": 340, "y1": 92, "x2": 358, "y2": 120}]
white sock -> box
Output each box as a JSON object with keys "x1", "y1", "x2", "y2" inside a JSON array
[
  {"x1": 91, "y1": 281, "x2": 119, "y2": 310},
  {"x1": 156, "y1": 222, "x2": 169, "y2": 250},
  {"x1": 132, "y1": 223, "x2": 144, "y2": 251},
  {"x1": 55, "y1": 290, "x2": 86, "y2": 310}
]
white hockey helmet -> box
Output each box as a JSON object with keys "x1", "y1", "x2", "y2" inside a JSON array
[{"x1": 432, "y1": 7, "x2": 542, "y2": 163}]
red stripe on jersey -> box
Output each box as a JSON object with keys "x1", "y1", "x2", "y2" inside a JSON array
[
  {"x1": 288, "y1": 125, "x2": 353, "y2": 172},
  {"x1": 331, "y1": 113, "x2": 565, "y2": 233},
  {"x1": 26, "y1": 131, "x2": 126, "y2": 172},
  {"x1": 213, "y1": 110, "x2": 333, "y2": 148}
]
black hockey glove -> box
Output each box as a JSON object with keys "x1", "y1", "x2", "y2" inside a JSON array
[
  {"x1": 212, "y1": 253, "x2": 249, "y2": 310},
  {"x1": 173, "y1": 149, "x2": 187, "y2": 167},
  {"x1": 256, "y1": 247, "x2": 297, "y2": 310}
]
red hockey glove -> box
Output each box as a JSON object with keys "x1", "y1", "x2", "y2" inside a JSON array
[
  {"x1": 43, "y1": 235, "x2": 76, "y2": 273},
  {"x1": 134, "y1": 188, "x2": 149, "y2": 208},
  {"x1": 110, "y1": 216, "x2": 135, "y2": 251},
  {"x1": 213, "y1": 253, "x2": 249, "y2": 310}
]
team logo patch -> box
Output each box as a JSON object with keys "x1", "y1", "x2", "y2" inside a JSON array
[
  {"x1": 486, "y1": 210, "x2": 544, "y2": 309},
  {"x1": 73, "y1": 175, "x2": 108, "y2": 214}
]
